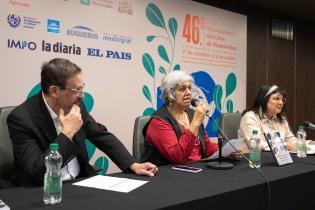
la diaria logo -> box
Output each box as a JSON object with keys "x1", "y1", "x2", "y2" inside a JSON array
[{"x1": 7, "y1": 14, "x2": 21, "y2": 28}]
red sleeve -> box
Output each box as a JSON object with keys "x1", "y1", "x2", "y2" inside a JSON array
[
  {"x1": 146, "y1": 117, "x2": 197, "y2": 164},
  {"x1": 204, "y1": 132, "x2": 218, "y2": 157}
]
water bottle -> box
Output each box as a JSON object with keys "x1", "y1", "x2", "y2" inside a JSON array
[
  {"x1": 249, "y1": 130, "x2": 261, "y2": 168},
  {"x1": 296, "y1": 125, "x2": 307, "y2": 158},
  {"x1": 43, "y1": 143, "x2": 63, "y2": 205}
]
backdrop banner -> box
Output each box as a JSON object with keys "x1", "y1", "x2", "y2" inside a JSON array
[{"x1": 1, "y1": 0, "x2": 246, "y2": 174}]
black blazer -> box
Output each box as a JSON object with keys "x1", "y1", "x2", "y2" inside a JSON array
[{"x1": 7, "y1": 93, "x2": 135, "y2": 186}]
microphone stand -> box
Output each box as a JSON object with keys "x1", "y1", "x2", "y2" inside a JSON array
[{"x1": 206, "y1": 131, "x2": 234, "y2": 170}]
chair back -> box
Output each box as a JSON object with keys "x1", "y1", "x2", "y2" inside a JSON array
[
  {"x1": 0, "y1": 106, "x2": 15, "y2": 179},
  {"x1": 132, "y1": 115, "x2": 151, "y2": 162},
  {"x1": 219, "y1": 112, "x2": 242, "y2": 140}
]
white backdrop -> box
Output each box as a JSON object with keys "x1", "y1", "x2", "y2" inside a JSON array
[{"x1": 1, "y1": 0, "x2": 246, "y2": 173}]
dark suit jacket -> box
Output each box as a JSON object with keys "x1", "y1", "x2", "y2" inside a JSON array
[{"x1": 7, "y1": 93, "x2": 135, "y2": 186}]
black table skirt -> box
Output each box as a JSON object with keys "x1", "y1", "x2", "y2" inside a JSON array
[{"x1": 1, "y1": 152, "x2": 315, "y2": 210}]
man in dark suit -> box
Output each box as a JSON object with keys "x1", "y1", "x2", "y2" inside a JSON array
[{"x1": 7, "y1": 58, "x2": 158, "y2": 186}]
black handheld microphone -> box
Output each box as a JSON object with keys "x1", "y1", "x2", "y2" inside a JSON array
[
  {"x1": 191, "y1": 98, "x2": 213, "y2": 117},
  {"x1": 304, "y1": 121, "x2": 315, "y2": 131}
]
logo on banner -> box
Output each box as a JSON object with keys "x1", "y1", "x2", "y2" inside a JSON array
[
  {"x1": 23, "y1": 16, "x2": 41, "y2": 29},
  {"x1": 80, "y1": 0, "x2": 90, "y2": 5},
  {"x1": 9, "y1": 0, "x2": 30, "y2": 8},
  {"x1": 87, "y1": 48, "x2": 131, "y2": 60},
  {"x1": 7, "y1": 14, "x2": 40, "y2": 29},
  {"x1": 7, "y1": 39, "x2": 37, "y2": 50},
  {"x1": 7, "y1": 14, "x2": 21, "y2": 28},
  {"x1": 42, "y1": 40, "x2": 81, "y2": 55},
  {"x1": 118, "y1": 1, "x2": 133, "y2": 15},
  {"x1": 47, "y1": 19, "x2": 60, "y2": 33},
  {"x1": 92, "y1": 0, "x2": 113, "y2": 9},
  {"x1": 66, "y1": 26, "x2": 98, "y2": 39},
  {"x1": 102, "y1": 33, "x2": 132, "y2": 44}
]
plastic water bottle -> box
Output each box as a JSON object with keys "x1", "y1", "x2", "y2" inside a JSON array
[
  {"x1": 249, "y1": 130, "x2": 261, "y2": 168},
  {"x1": 296, "y1": 125, "x2": 307, "y2": 158},
  {"x1": 43, "y1": 143, "x2": 63, "y2": 205}
]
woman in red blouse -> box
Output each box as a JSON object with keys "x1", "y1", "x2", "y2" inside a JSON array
[{"x1": 141, "y1": 71, "x2": 241, "y2": 165}]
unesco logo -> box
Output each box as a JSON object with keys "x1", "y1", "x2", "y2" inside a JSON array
[{"x1": 7, "y1": 14, "x2": 21, "y2": 28}]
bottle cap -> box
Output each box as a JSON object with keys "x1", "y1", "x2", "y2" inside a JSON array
[
  {"x1": 252, "y1": 130, "x2": 258, "y2": 134},
  {"x1": 50, "y1": 143, "x2": 59, "y2": 150},
  {"x1": 299, "y1": 125, "x2": 304, "y2": 129}
]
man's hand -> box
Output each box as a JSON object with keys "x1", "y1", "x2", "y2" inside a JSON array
[
  {"x1": 130, "y1": 162, "x2": 158, "y2": 177},
  {"x1": 59, "y1": 104, "x2": 83, "y2": 140}
]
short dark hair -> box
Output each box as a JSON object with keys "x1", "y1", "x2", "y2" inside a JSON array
[
  {"x1": 41, "y1": 58, "x2": 82, "y2": 94},
  {"x1": 242, "y1": 84, "x2": 287, "y2": 122}
]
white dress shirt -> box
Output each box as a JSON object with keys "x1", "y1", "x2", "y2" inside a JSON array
[{"x1": 42, "y1": 93, "x2": 80, "y2": 181}]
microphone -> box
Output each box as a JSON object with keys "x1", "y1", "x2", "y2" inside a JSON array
[
  {"x1": 304, "y1": 121, "x2": 315, "y2": 131},
  {"x1": 191, "y1": 98, "x2": 234, "y2": 169},
  {"x1": 191, "y1": 98, "x2": 215, "y2": 117}
]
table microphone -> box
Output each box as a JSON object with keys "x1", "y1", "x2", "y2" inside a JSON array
[
  {"x1": 191, "y1": 98, "x2": 234, "y2": 169},
  {"x1": 191, "y1": 98, "x2": 271, "y2": 209},
  {"x1": 304, "y1": 121, "x2": 315, "y2": 131}
]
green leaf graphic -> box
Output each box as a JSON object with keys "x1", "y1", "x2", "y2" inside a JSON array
[
  {"x1": 142, "y1": 53, "x2": 155, "y2": 78},
  {"x1": 142, "y1": 85, "x2": 152, "y2": 103},
  {"x1": 158, "y1": 45, "x2": 170, "y2": 63},
  {"x1": 159, "y1": 66, "x2": 166, "y2": 75},
  {"x1": 143, "y1": 107, "x2": 155, "y2": 116},
  {"x1": 95, "y1": 156, "x2": 109, "y2": 175},
  {"x1": 27, "y1": 83, "x2": 41, "y2": 99},
  {"x1": 211, "y1": 117, "x2": 219, "y2": 133},
  {"x1": 85, "y1": 139, "x2": 96, "y2": 160},
  {"x1": 173, "y1": 64, "x2": 180, "y2": 71},
  {"x1": 226, "y1": 99, "x2": 234, "y2": 113},
  {"x1": 168, "y1": 17, "x2": 178, "y2": 39},
  {"x1": 226, "y1": 73, "x2": 237, "y2": 98},
  {"x1": 213, "y1": 85, "x2": 223, "y2": 111},
  {"x1": 146, "y1": 35, "x2": 155, "y2": 42},
  {"x1": 83, "y1": 92, "x2": 94, "y2": 113},
  {"x1": 146, "y1": 3, "x2": 166, "y2": 29}
]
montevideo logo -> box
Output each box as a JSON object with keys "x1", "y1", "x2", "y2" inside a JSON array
[
  {"x1": 41, "y1": 40, "x2": 81, "y2": 55},
  {"x1": 7, "y1": 14, "x2": 21, "y2": 28}
]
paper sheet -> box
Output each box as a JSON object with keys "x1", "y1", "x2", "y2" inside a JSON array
[
  {"x1": 73, "y1": 175, "x2": 148, "y2": 193},
  {"x1": 204, "y1": 138, "x2": 244, "y2": 160}
]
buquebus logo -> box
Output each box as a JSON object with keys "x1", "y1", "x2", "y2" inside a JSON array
[
  {"x1": 7, "y1": 39, "x2": 37, "y2": 50},
  {"x1": 7, "y1": 14, "x2": 21, "y2": 28},
  {"x1": 66, "y1": 26, "x2": 98, "y2": 39}
]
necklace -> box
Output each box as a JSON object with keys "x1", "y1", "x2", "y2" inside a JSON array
[{"x1": 167, "y1": 106, "x2": 190, "y2": 128}]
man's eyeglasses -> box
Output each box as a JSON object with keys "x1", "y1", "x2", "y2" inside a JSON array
[{"x1": 64, "y1": 85, "x2": 85, "y2": 97}]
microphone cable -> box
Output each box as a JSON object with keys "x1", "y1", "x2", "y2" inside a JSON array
[
  {"x1": 211, "y1": 117, "x2": 271, "y2": 210},
  {"x1": 190, "y1": 98, "x2": 271, "y2": 210}
]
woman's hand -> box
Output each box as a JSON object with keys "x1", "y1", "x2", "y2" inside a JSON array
[
  {"x1": 286, "y1": 142, "x2": 296, "y2": 151},
  {"x1": 189, "y1": 102, "x2": 209, "y2": 135},
  {"x1": 225, "y1": 150, "x2": 243, "y2": 161}
]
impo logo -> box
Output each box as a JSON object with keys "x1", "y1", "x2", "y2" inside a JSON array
[{"x1": 7, "y1": 39, "x2": 37, "y2": 50}]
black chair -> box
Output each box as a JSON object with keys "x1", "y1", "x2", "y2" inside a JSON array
[
  {"x1": 219, "y1": 112, "x2": 242, "y2": 140},
  {"x1": 132, "y1": 116, "x2": 150, "y2": 162},
  {"x1": 0, "y1": 106, "x2": 16, "y2": 188}
]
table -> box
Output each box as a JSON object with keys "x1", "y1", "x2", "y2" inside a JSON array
[{"x1": 1, "y1": 152, "x2": 315, "y2": 210}]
